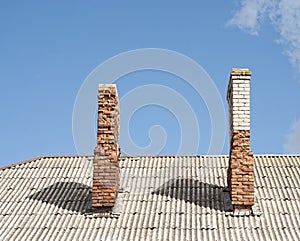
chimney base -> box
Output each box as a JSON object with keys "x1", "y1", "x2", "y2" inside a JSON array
[{"x1": 228, "y1": 130, "x2": 255, "y2": 208}]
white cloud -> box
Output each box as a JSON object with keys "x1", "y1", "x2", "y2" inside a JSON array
[
  {"x1": 227, "y1": 0, "x2": 273, "y2": 35},
  {"x1": 228, "y1": 0, "x2": 300, "y2": 72},
  {"x1": 284, "y1": 119, "x2": 300, "y2": 154},
  {"x1": 270, "y1": 0, "x2": 300, "y2": 72}
]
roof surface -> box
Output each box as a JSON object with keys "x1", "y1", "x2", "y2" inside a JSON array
[{"x1": 0, "y1": 155, "x2": 299, "y2": 241}]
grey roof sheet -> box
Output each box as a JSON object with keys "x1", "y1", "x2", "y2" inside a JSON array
[{"x1": 0, "y1": 155, "x2": 299, "y2": 241}]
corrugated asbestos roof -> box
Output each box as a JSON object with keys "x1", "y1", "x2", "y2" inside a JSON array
[{"x1": 0, "y1": 155, "x2": 299, "y2": 241}]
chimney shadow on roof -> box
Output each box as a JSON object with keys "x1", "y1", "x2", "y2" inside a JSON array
[
  {"x1": 27, "y1": 182, "x2": 91, "y2": 214},
  {"x1": 151, "y1": 178, "x2": 225, "y2": 212}
]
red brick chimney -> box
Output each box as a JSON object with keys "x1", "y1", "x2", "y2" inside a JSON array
[
  {"x1": 92, "y1": 84, "x2": 120, "y2": 212},
  {"x1": 227, "y1": 68, "x2": 255, "y2": 211}
]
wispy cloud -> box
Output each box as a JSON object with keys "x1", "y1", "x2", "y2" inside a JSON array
[
  {"x1": 227, "y1": 0, "x2": 272, "y2": 35},
  {"x1": 284, "y1": 119, "x2": 300, "y2": 154},
  {"x1": 227, "y1": 0, "x2": 300, "y2": 72},
  {"x1": 270, "y1": 0, "x2": 300, "y2": 72}
]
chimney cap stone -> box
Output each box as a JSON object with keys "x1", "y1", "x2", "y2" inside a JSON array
[
  {"x1": 99, "y1": 84, "x2": 117, "y2": 88},
  {"x1": 230, "y1": 68, "x2": 251, "y2": 76}
]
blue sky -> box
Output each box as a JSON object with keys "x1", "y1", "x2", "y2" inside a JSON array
[{"x1": 1, "y1": 1, "x2": 300, "y2": 167}]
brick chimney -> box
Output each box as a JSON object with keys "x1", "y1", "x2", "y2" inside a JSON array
[
  {"x1": 227, "y1": 68, "x2": 255, "y2": 211},
  {"x1": 92, "y1": 84, "x2": 120, "y2": 212}
]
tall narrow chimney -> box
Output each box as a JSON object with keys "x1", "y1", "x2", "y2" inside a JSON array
[
  {"x1": 227, "y1": 68, "x2": 254, "y2": 211},
  {"x1": 92, "y1": 84, "x2": 120, "y2": 212}
]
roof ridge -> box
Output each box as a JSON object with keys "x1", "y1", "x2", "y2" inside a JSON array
[
  {"x1": 1, "y1": 154, "x2": 299, "y2": 170},
  {"x1": 42, "y1": 155, "x2": 93, "y2": 158},
  {"x1": 0, "y1": 155, "x2": 93, "y2": 171},
  {"x1": 0, "y1": 156, "x2": 44, "y2": 171},
  {"x1": 121, "y1": 154, "x2": 300, "y2": 158},
  {"x1": 253, "y1": 154, "x2": 300, "y2": 157},
  {"x1": 120, "y1": 155, "x2": 229, "y2": 158}
]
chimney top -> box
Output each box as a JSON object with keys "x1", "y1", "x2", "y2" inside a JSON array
[
  {"x1": 98, "y1": 83, "x2": 117, "y2": 88},
  {"x1": 227, "y1": 68, "x2": 251, "y2": 131},
  {"x1": 230, "y1": 68, "x2": 251, "y2": 76}
]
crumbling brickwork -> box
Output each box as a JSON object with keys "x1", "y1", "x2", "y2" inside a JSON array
[
  {"x1": 92, "y1": 84, "x2": 120, "y2": 211},
  {"x1": 227, "y1": 69, "x2": 254, "y2": 210}
]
